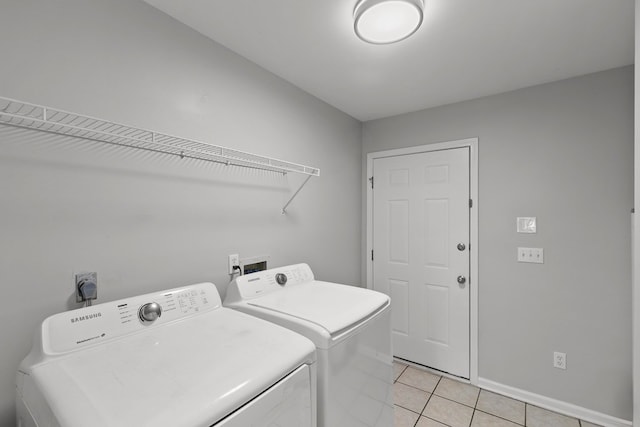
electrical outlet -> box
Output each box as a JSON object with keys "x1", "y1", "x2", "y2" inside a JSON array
[
  {"x1": 75, "y1": 272, "x2": 98, "y2": 303},
  {"x1": 228, "y1": 253, "x2": 240, "y2": 274},
  {"x1": 553, "y1": 351, "x2": 566, "y2": 370}
]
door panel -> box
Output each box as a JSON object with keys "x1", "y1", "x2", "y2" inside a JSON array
[
  {"x1": 388, "y1": 201, "x2": 409, "y2": 264},
  {"x1": 373, "y1": 147, "x2": 470, "y2": 378},
  {"x1": 424, "y1": 198, "x2": 449, "y2": 268},
  {"x1": 389, "y1": 279, "x2": 409, "y2": 335},
  {"x1": 422, "y1": 283, "x2": 449, "y2": 345}
]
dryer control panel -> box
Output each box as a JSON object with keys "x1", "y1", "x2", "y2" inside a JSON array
[
  {"x1": 41, "y1": 282, "x2": 221, "y2": 355},
  {"x1": 226, "y1": 263, "x2": 315, "y2": 301}
]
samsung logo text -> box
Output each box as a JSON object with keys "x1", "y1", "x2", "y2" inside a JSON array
[{"x1": 70, "y1": 313, "x2": 102, "y2": 323}]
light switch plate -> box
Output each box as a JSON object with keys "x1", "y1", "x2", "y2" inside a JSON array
[
  {"x1": 517, "y1": 217, "x2": 537, "y2": 233},
  {"x1": 517, "y1": 247, "x2": 544, "y2": 264}
]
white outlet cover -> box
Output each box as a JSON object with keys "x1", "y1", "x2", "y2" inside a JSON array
[
  {"x1": 517, "y1": 247, "x2": 544, "y2": 264},
  {"x1": 553, "y1": 351, "x2": 566, "y2": 369},
  {"x1": 517, "y1": 217, "x2": 537, "y2": 233},
  {"x1": 228, "y1": 253, "x2": 240, "y2": 274}
]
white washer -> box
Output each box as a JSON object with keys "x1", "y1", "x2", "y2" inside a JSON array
[
  {"x1": 224, "y1": 263, "x2": 393, "y2": 427},
  {"x1": 17, "y1": 282, "x2": 317, "y2": 427}
]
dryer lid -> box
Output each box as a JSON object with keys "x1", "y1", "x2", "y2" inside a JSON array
[
  {"x1": 23, "y1": 308, "x2": 315, "y2": 427},
  {"x1": 247, "y1": 281, "x2": 389, "y2": 337}
]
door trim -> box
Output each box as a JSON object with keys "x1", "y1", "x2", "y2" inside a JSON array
[{"x1": 366, "y1": 137, "x2": 479, "y2": 384}]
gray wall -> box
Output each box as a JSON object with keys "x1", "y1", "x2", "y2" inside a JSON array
[
  {"x1": 634, "y1": 1, "x2": 640, "y2": 425},
  {"x1": 0, "y1": 0, "x2": 362, "y2": 424},
  {"x1": 363, "y1": 67, "x2": 633, "y2": 420}
]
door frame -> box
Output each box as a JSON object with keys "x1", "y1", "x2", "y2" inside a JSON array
[{"x1": 366, "y1": 137, "x2": 479, "y2": 384}]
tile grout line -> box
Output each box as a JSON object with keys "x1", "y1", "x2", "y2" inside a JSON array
[
  {"x1": 469, "y1": 386, "x2": 481, "y2": 427},
  {"x1": 394, "y1": 392, "x2": 432, "y2": 418},
  {"x1": 396, "y1": 364, "x2": 408, "y2": 382},
  {"x1": 419, "y1": 375, "x2": 442, "y2": 416},
  {"x1": 429, "y1": 390, "x2": 477, "y2": 410},
  {"x1": 417, "y1": 414, "x2": 457, "y2": 427},
  {"x1": 474, "y1": 408, "x2": 525, "y2": 426},
  {"x1": 468, "y1": 388, "x2": 482, "y2": 427},
  {"x1": 395, "y1": 362, "x2": 593, "y2": 427},
  {"x1": 416, "y1": 374, "x2": 444, "y2": 427},
  {"x1": 417, "y1": 390, "x2": 431, "y2": 417},
  {"x1": 469, "y1": 409, "x2": 477, "y2": 427},
  {"x1": 396, "y1": 379, "x2": 437, "y2": 396},
  {"x1": 473, "y1": 388, "x2": 481, "y2": 408},
  {"x1": 393, "y1": 362, "x2": 435, "y2": 427},
  {"x1": 477, "y1": 389, "x2": 527, "y2": 426}
]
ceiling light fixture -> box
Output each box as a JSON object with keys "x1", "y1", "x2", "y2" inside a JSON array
[{"x1": 354, "y1": 0, "x2": 424, "y2": 44}]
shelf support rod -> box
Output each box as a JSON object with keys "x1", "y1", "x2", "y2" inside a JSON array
[{"x1": 282, "y1": 175, "x2": 313, "y2": 214}]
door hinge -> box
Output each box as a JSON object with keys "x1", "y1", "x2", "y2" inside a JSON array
[
  {"x1": 371, "y1": 250, "x2": 374, "y2": 261},
  {"x1": 469, "y1": 199, "x2": 473, "y2": 208},
  {"x1": 369, "y1": 176, "x2": 374, "y2": 189}
]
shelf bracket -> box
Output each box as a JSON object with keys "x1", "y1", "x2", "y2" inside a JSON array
[{"x1": 282, "y1": 175, "x2": 313, "y2": 214}]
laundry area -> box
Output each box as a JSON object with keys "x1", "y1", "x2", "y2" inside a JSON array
[{"x1": 0, "y1": 1, "x2": 636, "y2": 427}]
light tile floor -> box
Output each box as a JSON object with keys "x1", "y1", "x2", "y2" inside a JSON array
[{"x1": 393, "y1": 361, "x2": 602, "y2": 427}]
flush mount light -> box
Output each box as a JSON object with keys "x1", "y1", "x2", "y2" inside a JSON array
[{"x1": 354, "y1": 0, "x2": 424, "y2": 44}]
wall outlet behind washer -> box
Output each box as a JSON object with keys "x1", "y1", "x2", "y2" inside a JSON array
[
  {"x1": 553, "y1": 351, "x2": 566, "y2": 370},
  {"x1": 228, "y1": 254, "x2": 240, "y2": 274},
  {"x1": 75, "y1": 272, "x2": 98, "y2": 303}
]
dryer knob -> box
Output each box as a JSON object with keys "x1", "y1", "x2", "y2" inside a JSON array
[
  {"x1": 139, "y1": 302, "x2": 162, "y2": 324},
  {"x1": 275, "y1": 273, "x2": 288, "y2": 286}
]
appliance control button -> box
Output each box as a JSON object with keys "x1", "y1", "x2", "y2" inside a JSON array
[
  {"x1": 275, "y1": 273, "x2": 288, "y2": 285},
  {"x1": 139, "y1": 302, "x2": 162, "y2": 324}
]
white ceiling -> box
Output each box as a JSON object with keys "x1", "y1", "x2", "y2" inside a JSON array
[{"x1": 144, "y1": 0, "x2": 634, "y2": 121}]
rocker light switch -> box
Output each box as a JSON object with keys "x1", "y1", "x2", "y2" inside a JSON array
[{"x1": 517, "y1": 217, "x2": 537, "y2": 233}]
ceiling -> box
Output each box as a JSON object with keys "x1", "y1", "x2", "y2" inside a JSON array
[{"x1": 144, "y1": 0, "x2": 634, "y2": 122}]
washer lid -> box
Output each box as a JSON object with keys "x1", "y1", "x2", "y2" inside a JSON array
[
  {"x1": 24, "y1": 309, "x2": 315, "y2": 427},
  {"x1": 248, "y1": 281, "x2": 389, "y2": 337}
]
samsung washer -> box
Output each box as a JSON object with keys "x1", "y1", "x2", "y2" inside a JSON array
[
  {"x1": 224, "y1": 263, "x2": 393, "y2": 427},
  {"x1": 17, "y1": 282, "x2": 316, "y2": 427}
]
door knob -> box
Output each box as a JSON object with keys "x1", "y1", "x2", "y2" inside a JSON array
[
  {"x1": 457, "y1": 275, "x2": 466, "y2": 285},
  {"x1": 457, "y1": 243, "x2": 466, "y2": 251}
]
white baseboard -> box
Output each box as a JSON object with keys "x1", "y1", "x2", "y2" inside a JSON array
[{"x1": 477, "y1": 378, "x2": 631, "y2": 427}]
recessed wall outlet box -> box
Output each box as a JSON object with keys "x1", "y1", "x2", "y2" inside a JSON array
[
  {"x1": 75, "y1": 272, "x2": 98, "y2": 303},
  {"x1": 228, "y1": 253, "x2": 240, "y2": 274},
  {"x1": 517, "y1": 247, "x2": 544, "y2": 264},
  {"x1": 517, "y1": 217, "x2": 537, "y2": 233},
  {"x1": 554, "y1": 351, "x2": 566, "y2": 369},
  {"x1": 241, "y1": 255, "x2": 270, "y2": 275}
]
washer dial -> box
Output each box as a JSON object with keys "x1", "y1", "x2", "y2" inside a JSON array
[
  {"x1": 275, "y1": 273, "x2": 288, "y2": 286},
  {"x1": 139, "y1": 302, "x2": 162, "y2": 324}
]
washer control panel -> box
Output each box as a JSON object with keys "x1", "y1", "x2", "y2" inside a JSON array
[
  {"x1": 42, "y1": 282, "x2": 221, "y2": 355},
  {"x1": 231, "y1": 263, "x2": 314, "y2": 300}
]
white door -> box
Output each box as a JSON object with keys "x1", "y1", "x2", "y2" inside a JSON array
[{"x1": 372, "y1": 147, "x2": 470, "y2": 378}]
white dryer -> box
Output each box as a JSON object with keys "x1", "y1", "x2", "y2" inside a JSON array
[
  {"x1": 224, "y1": 263, "x2": 393, "y2": 427},
  {"x1": 17, "y1": 282, "x2": 316, "y2": 427}
]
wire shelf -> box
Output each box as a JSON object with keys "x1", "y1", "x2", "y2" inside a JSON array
[
  {"x1": 0, "y1": 96, "x2": 320, "y2": 177},
  {"x1": 0, "y1": 95, "x2": 320, "y2": 212}
]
